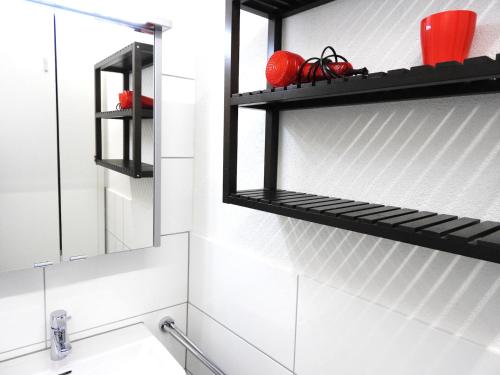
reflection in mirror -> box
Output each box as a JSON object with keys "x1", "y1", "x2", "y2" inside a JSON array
[
  {"x1": 0, "y1": 1, "x2": 159, "y2": 273},
  {"x1": 0, "y1": 1, "x2": 60, "y2": 272},
  {"x1": 56, "y1": 10, "x2": 154, "y2": 260}
]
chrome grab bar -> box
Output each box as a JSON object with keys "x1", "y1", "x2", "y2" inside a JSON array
[{"x1": 159, "y1": 317, "x2": 227, "y2": 375}]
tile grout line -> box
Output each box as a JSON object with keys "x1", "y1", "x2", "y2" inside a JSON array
[
  {"x1": 161, "y1": 231, "x2": 191, "y2": 237},
  {"x1": 292, "y1": 275, "x2": 300, "y2": 373},
  {"x1": 161, "y1": 72, "x2": 195, "y2": 81},
  {"x1": 184, "y1": 231, "x2": 191, "y2": 370},
  {"x1": 0, "y1": 342, "x2": 48, "y2": 363},
  {"x1": 189, "y1": 302, "x2": 294, "y2": 373}
]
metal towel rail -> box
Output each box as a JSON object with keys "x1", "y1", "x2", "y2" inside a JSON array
[{"x1": 159, "y1": 316, "x2": 227, "y2": 375}]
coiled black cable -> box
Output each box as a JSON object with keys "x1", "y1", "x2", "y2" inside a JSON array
[{"x1": 297, "y1": 46, "x2": 366, "y2": 85}]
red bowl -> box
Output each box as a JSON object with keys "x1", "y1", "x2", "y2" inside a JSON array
[{"x1": 421, "y1": 10, "x2": 476, "y2": 66}]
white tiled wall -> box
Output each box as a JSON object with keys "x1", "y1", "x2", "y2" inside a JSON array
[
  {"x1": 189, "y1": 235, "x2": 297, "y2": 368},
  {"x1": 189, "y1": 0, "x2": 500, "y2": 375},
  {"x1": 186, "y1": 305, "x2": 293, "y2": 375},
  {"x1": 162, "y1": 158, "x2": 194, "y2": 235}
]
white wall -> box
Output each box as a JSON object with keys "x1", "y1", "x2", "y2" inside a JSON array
[
  {"x1": 189, "y1": 0, "x2": 500, "y2": 374},
  {"x1": 0, "y1": 1, "x2": 194, "y2": 367}
]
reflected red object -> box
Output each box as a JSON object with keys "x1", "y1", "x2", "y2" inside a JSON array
[
  {"x1": 420, "y1": 10, "x2": 476, "y2": 66},
  {"x1": 266, "y1": 50, "x2": 305, "y2": 88},
  {"x1": 301, "y1": 61, "x2": 354, "y2": 82},
  {"x1": 118, "y1": 90, "x2": 154, "y2": 109}
]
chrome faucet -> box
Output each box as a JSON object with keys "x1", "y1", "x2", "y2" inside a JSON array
[{"x1": 50, "y1": 310, "x2": 72, "y2": 361}]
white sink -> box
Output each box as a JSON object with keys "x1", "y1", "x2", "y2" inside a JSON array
[{"x1": 0, "y1": 324, "x2": 186, "y2": 375}]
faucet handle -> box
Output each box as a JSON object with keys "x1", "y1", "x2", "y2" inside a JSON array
[{"x1": 50, "y1": 310, "x2": 69, "y2": 330}]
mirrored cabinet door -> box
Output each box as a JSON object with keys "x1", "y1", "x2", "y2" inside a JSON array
[
  {"x1": 54, "y1": 10, "x2": 154, "y2": 260},
  {"x1": 0, "y1": 1, "x2": 162, "y2": 273},
  {"x1": 0, "y1": 1, "x2": 61, "y2": 272}
]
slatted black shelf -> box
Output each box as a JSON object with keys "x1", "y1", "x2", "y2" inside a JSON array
[
  {"x1": 94, "y1": 42, "x2": 153, "y2": 73},
  {"x1": 227, "y1": 189, "x2": 500, "y2": 264},
  {"x1": 96, "y1": 109, "x2": 153, "y2": 119},
  {"x1": 241, "y1": 0, "x2": 335, "y2": 18},
  {"x1": 96, "y1": 159, "x2": 153, "y2": 178},
  {"x1": 231, "y1": 55, "x2": 500, "y2": 110}
]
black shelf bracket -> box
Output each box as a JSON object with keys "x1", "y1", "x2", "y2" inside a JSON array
[
  {"x1": 94, "y1": 42, "x2": 153, "y2": 178},
  {"x1": 223, "y1": 0, "x2": 500, "y2": 263}
]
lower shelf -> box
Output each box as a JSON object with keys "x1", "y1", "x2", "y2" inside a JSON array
[
  {"x1": 96, "y1": 159, "x2": 153, "y2": 178},
  {"x1": 226, "y1": 189, "x2": 500, "y2": 264}
]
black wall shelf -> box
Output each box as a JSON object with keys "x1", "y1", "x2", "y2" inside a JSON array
[
  {"x1": 95, "y1": 42, "x2": 153, "y2": 179},
  {"x1": 232, "y1": 56, "x2": 500, "y2": 110},
  {"x1": 223, "y1": 0, "x2": 500, "y2": 264},
  {"x1": 228, "y1": 190, "x2": 500, "y2": 264}
]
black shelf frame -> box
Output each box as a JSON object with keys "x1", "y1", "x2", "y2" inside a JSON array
[
  {"x1": 223, "y1": 0, "x2": 500, "y2": 263},
  {"x1": 240, "y1": 0, "x2": 335, "y2": 18},
  {"x1": 228, "y1": 190, "x2": 500, "y2": 264},
  {"x1": 95, "y1": 42, "x2": 153, "y2": 178}
]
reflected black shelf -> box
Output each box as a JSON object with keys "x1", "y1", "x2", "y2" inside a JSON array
[
  {"x1": 94, "y1": 42, "x2": 153, "y2": 73},
  {"x1": 96, "y1": 159, "x2": 153, "y2": 178},
  {"x1": 227, "y1": 189, "x2": 500, "y2": 264},
  {"x1": 231, "y1": 56, "x2": 500, "y2": 110},
  {"x1": 96, "y1": 109, "x2": 153, "y2": 119},
  {"x1": 241, "y1": 0, "x2": 335, "y2": 18},
  {"x1": 95, "y1": 42, "x2": 153, "y2": 179}
]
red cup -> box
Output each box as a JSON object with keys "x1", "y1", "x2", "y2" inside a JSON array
[
  {"x1": 420, "y1": 10, "x2": 476, "y2": 66},
  {"x1": 266, "y1": 50, "x2": 305, "y2": 88}
]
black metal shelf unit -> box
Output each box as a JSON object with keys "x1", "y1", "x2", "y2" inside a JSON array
[
  {"x1": 95, "y1": 42, "x2": 153, "y2": 178},
  {"x1": 223, "y1": 0, "x2": 500, "y2": 263}
]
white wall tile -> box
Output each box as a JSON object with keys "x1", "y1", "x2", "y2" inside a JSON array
[
  {"x1": 161, "y1": 17, "x2": 195, "y2": 79},
  {"x1": 189, "y1": 235, "x2": 297, "y2": 368},
  {"x1": 186, "y1": 305, "x2": 293, "y2": 375},
  {"x1": 162, "y1": 159, "x2": 193, "y2": 234},
  {"x1": 106, "y1": 189, "x2": 124, "y2": 241},
  {"x1": 0, "y1": 269, "x2": 45, "y2": 357},
  {"x1": 45, "y1": 234, "x2": 188, "y2": 334},
  {"x1": 295, "y1": 276, "x2": 500, "y2": 375},
  {"x1": 69, "y1": 304, "x2": 188, "y2": 368},
  {"x1": 162, "y1": 76, "x2": 195, "y2": 158}
]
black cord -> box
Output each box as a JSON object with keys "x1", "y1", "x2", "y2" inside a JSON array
[
  {"x1": 298, "y1": 57, "x2": 321, "y2": 85},
  {"x1": 297, "y1": 46, "x2": 348, "y2": 84},
  {"x1": 296, "y1": 46, "x2": 368, "y2": 85}
]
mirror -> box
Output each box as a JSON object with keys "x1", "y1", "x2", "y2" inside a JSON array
[{"x1": 0, "y1": 1, "x2": 163, "y2": 272}]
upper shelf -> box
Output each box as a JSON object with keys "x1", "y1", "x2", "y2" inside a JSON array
[
  {"x1": 231, "y1": 55, "x2": 500, "y2": 110},
  {"x1": 95, "y1": 42, "x2": 153, "y2": 73},
  {"x1": 241, "y1": 0, "x2": 336, "y2": 18}
]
